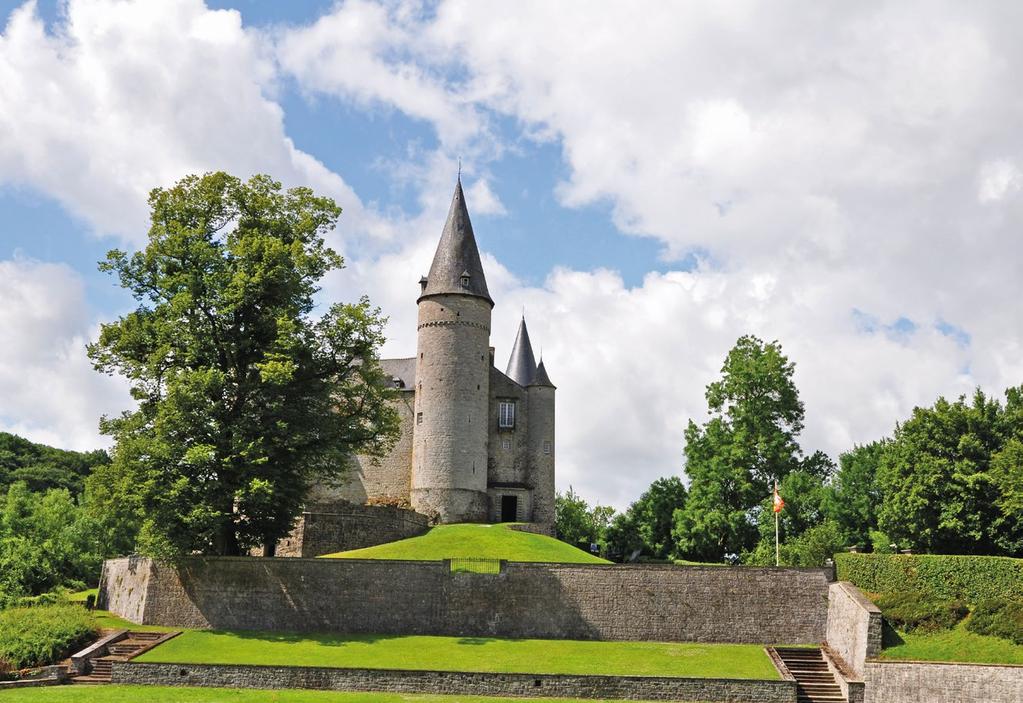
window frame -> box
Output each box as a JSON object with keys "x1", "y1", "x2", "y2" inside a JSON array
[{"x1": 498, "y1": 400, "x2": 516, "y2": 429}]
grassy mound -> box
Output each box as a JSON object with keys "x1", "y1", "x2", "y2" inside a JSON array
[
  {"x1": 878, "y1": 620, "x2": 1023, "y2": 665},
  {"x1": 320, "y1": 523, "x2": 609, "y2": 564},
  {"x1": 137, "y1": 630, "x2": 778, "y2": 680},
  {"x1": 0, "y1": 603, "x2": 98, "y2": 671}
]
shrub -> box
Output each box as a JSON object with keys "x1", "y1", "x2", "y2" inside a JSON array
[
  {"x1": 874, "y1": 590, "x2": 968, "y2": 633},
  {"x1": 0, "y1": 604, "x2": 98, "y2": 670},
  {"x1": 966, "y1": 598, "x2": 1023, "y2": 645},
  {"x1": 835, "y1": 553, "x2": 1023, "y2": 605}
]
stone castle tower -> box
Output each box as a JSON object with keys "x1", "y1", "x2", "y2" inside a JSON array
[
  {"x1": 411, "y1": 179, "x2": 494, "y2": 522},
  {"x1": 299, "y1": 178, "x2": 556, "y2": 540}
]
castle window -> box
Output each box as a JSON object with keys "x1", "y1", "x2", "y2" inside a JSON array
[
  {"x1": 417, "y1": 412, "x2": 423, "y2": 425},
  {"x1": 502, "y1": 439, "x2": 512, "y2": 450},
  {"x1": 543, "y1": 441, "x2": 552, "y2": 455},
  {"x1": 460, "y1": 270, "x2": 471, "y2": 288},
  {"x1": 498, "y1": 401, "x2": 515, "y2": 429}
]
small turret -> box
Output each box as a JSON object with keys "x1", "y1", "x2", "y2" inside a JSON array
[
  {"x1": 529, "y1": 358, "x2": 556, "y2": 388},
  {"x1": 506, "y1": 317, "x2": 537, "y2": 387}
]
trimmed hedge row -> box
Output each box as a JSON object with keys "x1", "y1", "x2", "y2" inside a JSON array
[{"x1": 835, "y1": 553, "x2": 1023, "y2": 604}]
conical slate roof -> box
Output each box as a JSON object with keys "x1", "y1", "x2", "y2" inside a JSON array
[
  {"x1": 418, "y1": 179, "x2": 493, "y2": 306},
  {"x1": 530, "y1": 359, "x2": 556, "y2": 388},
  {"x1": 505, "y1": 316, "x2": 537, "y2": 387}
]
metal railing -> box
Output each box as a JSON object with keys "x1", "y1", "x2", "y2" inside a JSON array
[{"x1": 448, "y1": 557, "x2": 503, "y2": 574}]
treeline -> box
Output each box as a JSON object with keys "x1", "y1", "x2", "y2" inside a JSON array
[
  {"x1": 0, "y1": 432, "x2": 108, "y2": 495},
  {"x1": 556, "y1": 335, "x2": 1023, "y2": 565},
  {"x1": 0, "y1": 435, "x2": 138, "y2": 607}
]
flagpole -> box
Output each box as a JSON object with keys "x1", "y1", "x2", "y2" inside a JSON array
[{"x1": 774, "y1": 480, "x2": 780, "y2": 567}]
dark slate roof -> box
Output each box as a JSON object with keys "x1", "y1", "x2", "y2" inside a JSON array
[
  {"x1": 380, "y1": 357, "x2": 416, "y2": 390},
  {"x1": 530, "y1": 359, "x2": 556, "y2": 388},
  {"x1": 418, "y1": 179, "x2": 493, "y2": 306},
  {"x1": 505, "y1": 317, "x2": 537, "y2": 387}
]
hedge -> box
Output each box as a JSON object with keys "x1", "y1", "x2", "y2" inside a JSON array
[
  {"x1": 834, "y1": 553, "x2": 1023, "y2": 604},
  {"x1": 0, "y1": 603, "x2": 98, "y2": 671}
]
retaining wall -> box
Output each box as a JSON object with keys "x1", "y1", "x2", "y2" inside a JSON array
[
  {"x1": 99, "y1": 556, "x2": 832, "y2": 643},
  {"x1": 276, "y1": 503, "x2": 429, "y2": 557},
  {"x1": 825, "y1": 581, "x2": 881, "y2": 678},
  {"x1": 863, "y1": 660, "x2": 1023, "y2": 703},
  {"x1": 111, "y1": 661, "x2": 797, "y2": 702}
]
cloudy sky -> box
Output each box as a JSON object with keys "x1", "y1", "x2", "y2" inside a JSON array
[{"x1": 1, "y1": 0, "x2": 1021, "y2": 509}]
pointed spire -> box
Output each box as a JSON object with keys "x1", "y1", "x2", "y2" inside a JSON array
[
  {"x1": 530, "y1": 358, "x2": 556, "y2": 388},
  {"x1": 505, "y1": 316, "x2": 537, "y2": 387},
  {"x1": 418, "y1": 179, "x2": 492, "y2": 306}
]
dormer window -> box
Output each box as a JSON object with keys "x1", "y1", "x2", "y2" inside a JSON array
[{"x1": 460, "y1": 270, "x2": 471, "y2": 288}]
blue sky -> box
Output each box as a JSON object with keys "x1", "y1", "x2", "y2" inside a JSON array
[{"x1": 1, "y1": 0, "x2": 1021, "y2": 508}]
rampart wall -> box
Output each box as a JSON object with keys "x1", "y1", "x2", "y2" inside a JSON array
[
  {"x1": 275, "y1": 503, "x2": 429, "y2": 557},
  {"x1": 99, "y1": 556, "x2": 832, "y2": 643}
]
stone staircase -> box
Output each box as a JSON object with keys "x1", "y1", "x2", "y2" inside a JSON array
[
  {"x1": 775, "y1": 647, "x2": 845, "y2": 703},
  {"x1": 71, "y1": 631, "x2": 173, "y2": 685}
]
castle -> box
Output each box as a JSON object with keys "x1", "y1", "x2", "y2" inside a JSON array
[{"x1": 302, "y1": 179, "x2": 556, "y2": 539}]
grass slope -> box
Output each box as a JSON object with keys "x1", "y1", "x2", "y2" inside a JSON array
[
  {"x1": 879, "y1": 621, "x2": 1023, "y2": 665},
  {"x1": 321, "y1": 523, "x2": 608, "y2": 564},
  {"x1": 137, "y1": 631, "x2": 779, "y2": 680},
  {"x1": 0, "y1": 688, "x2": 716, "y2": 703}
]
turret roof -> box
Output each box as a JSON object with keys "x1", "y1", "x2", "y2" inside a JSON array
[
  {"x1": 530, "y1": 358, "x2": 556, "y2": 388},
  {"x1": 418, "y1": 178, "x2": 492, "y2": 306},
  {"x1": 506, "y1": 316, "x2": 537, "y2": 387}
]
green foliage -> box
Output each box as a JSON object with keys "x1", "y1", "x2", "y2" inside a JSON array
[
  {"x1": 675, "y1": 336, "x2": 829, "y2": 562},
  {"x1": 874, "y1": 590, "x2": 967, "y2": 633},
  {"x1": 0, "y1": 433, "x2": 108, "y2": 496},
  {"x1": 966, "y1": 598, "x2": 1023, "y2": 645},
  {"x1": 745, "y1": 520, "x2": 846, "y2": 567},
  {"x1": 322, "y1": 523, "x2": 608, "y2": 564},
  {"x1": 836, "y1": 553, "x2": 1023, "y2": 604},
  {"x1": 0, "y1": 483, "x2": 117, "y2": 606},
  {"x1": 876, "y1": 388, "x2": 1022, "y2": 555},
  {"x1": 88, "y1": 172, "x2": 400, "y2": 557},
  {"x1": 877, "y1": 623, "x2": 1023, "y2": 665},
  {"x1": 0, "y1": 603, "x2": 97, "y2": 670},
  {"x1": 605, "y1": 476, "x2": 686, "y2": 561},
  {"x1": 823, "y1": 442, "x2": 886, "y2": 549},
  {"x1": 554, "y1": 487, "x2": 613, "y2": 554}
]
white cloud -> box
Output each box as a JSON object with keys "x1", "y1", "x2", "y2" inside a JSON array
[
  {"x1": 978, "y1": 159, "x2": 1022, "y2": 203},
  {"x1": 0, "y1": 258, "x2": 129, "y2": 450},
  {"x1": 0, "y1": 0, "x2": 362, "y2": 243}
]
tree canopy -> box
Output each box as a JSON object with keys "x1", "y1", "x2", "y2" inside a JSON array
[
  {"x1": 0, "y1": 432, "x2": 108, "y2": 496},
  {"x1": 88, "y1": 172, "x2": 400, "y2": 558},
  {"x1": 673, "y1": 335, "x2": 831, "y2": 562}
]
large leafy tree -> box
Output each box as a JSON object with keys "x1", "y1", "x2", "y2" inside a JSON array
[
  {"x1": 88, "y1": 172, "x2": 400, "y2": 558},
  {"x1": 674, "y1": 335, "x2": 828, "y2": 562},
  {"x1": 822, "y1": 441, "x2": 887, "y2": 549},
  {"x1": 605, "y1": 476, "x2": 686, "y2": 561},
  {"x1": 876, "y1": 389, "x2": 1012, "y2": 554}
]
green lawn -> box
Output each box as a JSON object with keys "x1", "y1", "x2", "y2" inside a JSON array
[
  {"x1": 320, "y1": 524, "x2": 608, "y2": 564},
  {"x1": 879, "y1": 621, "x2": 1023, "y2": 665},
  {"x1": 90, "y1": 609, "x2": 180, "y2": 632},
  {"x1": 136, "y1": 631, "x2": 778, "y2": 680},
  {"x1": 0, "y1": 687, "x2": 711, "y2": 703}
]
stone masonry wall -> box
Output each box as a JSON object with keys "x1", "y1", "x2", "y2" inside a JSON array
[
  {"x1": 112, "y1": 661, "x2": 797, "y2": 702},
  {"x1": 97, "y1": 555, "x2": 151, "y2": 620},
  {"x1": 101, "y1": 557, "x2": 832, "y2": 643},
  {"x1": 276, "y1": 503, "x2": 429, "y2": 557},
  {"x1": 864, "y1": 661, "x2": 1023, "y2": 703},
  {"x1": 825, "y1": 581, "x2": 881, "y2": 678}
]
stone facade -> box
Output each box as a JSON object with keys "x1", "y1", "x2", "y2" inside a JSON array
[
  {"x1": 112, "y1": 661, "x2": 797, "y2": 702},
  {"x1": 863, "y1": 661, "x2": 1023, "y2": 703},
  {"x1": 307, "y1": 180, "x2": 556, "y2": 537},
  {"x1": 825, "y1": 581, "x2": 882, "y2": 678},
  {"x1": 99, "y1": 556, "x2": 831, "y2": 644},
  {"x1": 275, "y1": 503, "x2": 429, "y2": 558}
]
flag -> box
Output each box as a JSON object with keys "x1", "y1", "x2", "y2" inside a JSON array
[{"x1": 773, "y1": 483, "x2": 785, "y2": 513}]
